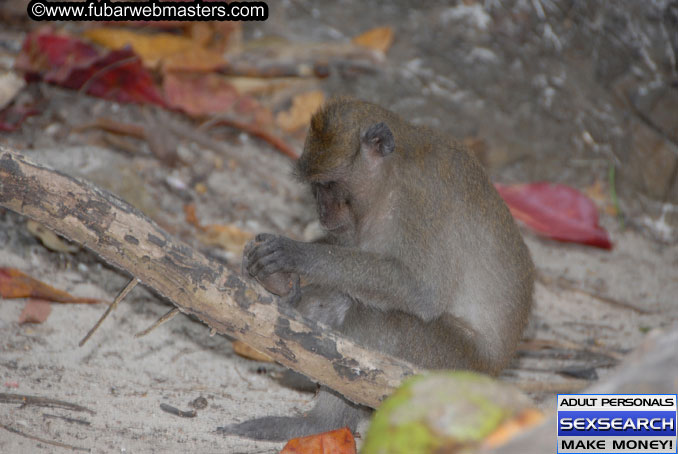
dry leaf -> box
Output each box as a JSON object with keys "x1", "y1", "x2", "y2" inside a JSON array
[
  {"x1": 226, "y1": 76, "x2": 299, "y2": 97},
  {"x1": 17, "y1": 29, "x2": 166, "y2": 106},
  {"x1": 584, "y1": 180, "x2": 617, "y2": 216},
  {"x1": 211, "y1": 22, "x2": 243, "y2": 53},
  {"x1": 495, "y1": 182, "x2": 613, "y2": 249},
  {"x1": 83, "y1": 28, "x2": 197, "y2": 68},
  {"x1": 232, "y1": 340, "x2": 273, "y2": 362},
  {"x1": 352, "y1": 26, "x2": 394, "y2": 53},
  {"x1": 197, "y1": 224, "x2": 254, "y2": 255},
  {"x1": 163, "y1": 72, "x2": 254, "y2": 117},
  {"x1": 281, "y1": 427, "x2": 356, "y2": 454},
  {"x1": 161, "y1": 46, "x2": 227, "y2": 73},
  {"x1": 183, "y1": 203, "x2": 201, "y2": 229},
  {"x1": 584, "y1": 180, "x2": 606, "y2": 204},
  {"x1": 18, "y1": 299, "x2": 52, "y2": 324},
  {"x1": 27, "y1": 220, "x2": 79, "y2": 253},
  {"x1": 194, "y1": 182, "x2": 207, "y2": 195},
  {"x1": 276, "y1": 90, "x2": 325, "y2": 133},
  {"x1": 0, "y1": 267, "x2": 100, "y2": 304},
  {"x1": 185, "y1": 204, "x2": 253, "y2": 254},
  {"x1": 482, "y1": 408, "x2": 545, "y2": 448},
  {"x1": 187, "y1": 22, "x2": 213, "y2": 47}
]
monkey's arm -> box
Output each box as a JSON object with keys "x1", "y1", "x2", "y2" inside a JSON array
[{"x1": 245, "y1": 233, "x2": 436, "y2": 320}]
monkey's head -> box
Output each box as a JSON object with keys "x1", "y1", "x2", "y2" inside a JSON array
[{"x1": 296, "y1": 99, "x2": 397, "y2": 233}]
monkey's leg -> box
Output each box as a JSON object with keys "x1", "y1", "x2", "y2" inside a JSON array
[{"x1": 218, "y1": 388, "x2": 370, "y2": 441}]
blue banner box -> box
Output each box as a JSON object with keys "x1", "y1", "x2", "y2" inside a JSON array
[{"x1": 557, "y1": 394, "x2": 677, "y2": 454}]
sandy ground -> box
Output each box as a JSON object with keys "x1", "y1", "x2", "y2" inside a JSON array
[
  {"x1": 1, "y1": 1, "x2": 678, "y2": 452},
  {"x1": 0, "y1": 137, "x2": 676, "y2": 453}
]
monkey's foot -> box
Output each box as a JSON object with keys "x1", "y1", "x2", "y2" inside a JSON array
[
  {"x1": 219, "y1": 388, "x2": 368, "y2": 441},
  {"x1": 217, "y1": 415, "x2": 350, "y2": 442}
]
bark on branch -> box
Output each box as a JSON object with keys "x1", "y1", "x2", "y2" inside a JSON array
[{"x1": 0, "y1": 147, "x2": 420, "y2": 408}]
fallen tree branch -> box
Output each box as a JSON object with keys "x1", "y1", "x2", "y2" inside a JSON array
[
  {"x1": 0, "y1": 423, "x2": 90, "y2": 452},
  {"x1": 0, "y1": 147, "x2": 419, "y2": 409},
  {"x1": 0, "y1": 392, "x2": 95, "y2": 415}
]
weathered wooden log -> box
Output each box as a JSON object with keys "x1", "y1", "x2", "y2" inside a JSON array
[{"x1": 0, "y1": 147, "x2": 421, "y2": 408}]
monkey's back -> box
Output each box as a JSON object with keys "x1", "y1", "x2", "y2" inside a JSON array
[{"x1": 358, "y1": 121, "x2": 534, "y2": 373}]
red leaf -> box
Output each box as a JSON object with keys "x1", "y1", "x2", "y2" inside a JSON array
[
  {"x1": 18, "y1": 299, "x2": 52, "y2": 324},
  {"x1": 0, "y1": 267, "x2": 100, "y2": 304},
  {"x1": 15, "y1": 28, "x2": 99, "y2": 79},
  {"x1": 16, "y1": 28, "x2": 165, "y2": 106},
  {"x1": 163, "y1": 72, "x2": 263, "y2": 117},
  {"x1": 494, "y1": 182, "x2": 613, "y2": 249},
  {"x1": 60, "y1": 48, "x2": 166, "y2": 106},
  {"x1": 163, "y1": 72, "x2": 239, "y2": 116},
  {"x1": 281, "y1": 427, "x2": 356, "y2": 454}
]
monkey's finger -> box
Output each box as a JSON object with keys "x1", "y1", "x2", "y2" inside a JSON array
[
  {"x1": 247, "y1": 239, "x2": 283, "y2": 264},
  {"x1": 242, "y1": 242, "x2": 256, "y2": 276},
  {"x1": 246, "y1": 248, "x2": 278, "y2": 276},
  {"x1": 243, "y1": 240, "x2": 257, "y2": 255},
  {"x1": 250, "y1": 251, "x2": 285, "y2": 277},
  {"x1": 245, "y1": 243, "x2": 259, "y2": 264},
  {"x1": 245, "y1": 241, "x2": 275, "y2": 264},
  {"x1": 258, "y1": 253, "x2": 296, "y2": 278}
]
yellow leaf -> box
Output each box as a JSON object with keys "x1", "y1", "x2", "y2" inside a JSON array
[
  {"x1": 197, "y1": 224, "x2": 253, "y2": 255},
  {"x1": 84, "y1": 28, "x2": 196, "y2": 67},
  {"x1": 482, "y1": 408, "x2": 545, "y2": 449},
  {"x1": 232, "y1": 340, "x2": 273, "y2": 362},
  {"x1": 276, "y1": 90, "x2": 325, "y2": 133},
  {"x1": 162, "y1": 46, "x2": 227, "y2": 73},
  {"x1": 27, "y1": 220, "x2": 79, "y2": 253},
  {"x1": 194, "y1": 182, "x2": 208, "y2": 195},
  {"x1": 352, "y1": 26, "x2": 394, "y2": 53}
]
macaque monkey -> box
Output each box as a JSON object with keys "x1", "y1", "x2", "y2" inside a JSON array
[{"x1": 220, "y1": 98, "x2": 534, "y2": 440}]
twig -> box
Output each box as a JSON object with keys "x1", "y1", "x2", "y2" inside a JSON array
[
  {"x1": 42, "y1": 413, "x2": 91, "y2": 426},
  {"x1": 537, "y1": 272, "x2": 654, "y2": 315},
  {"x1": 0, "y1": 423, "x2": 90, "y2": 452},
  {"x1": 159, "y1": 403, "x2": 197, "y2": 418},
  {"x1": 78, "y1": 55, "x2": 139, "y2": 96},
  {"x1": 101, "y1": 133, "x2": 141, "y2": 155},
  {"x1": 201, "y1": 117, "x2": 299, "y2": 159},
  {"x1": 79, "y1": 278, "x2": 139, "y2": 347},
  {"x1": 0, "y1": 393, "x2": 95, "y2": 415},
  {"x1": 135, "y1": 307, "x2": 180, "y2": 338},
  {"x1": 518, "y1": 337, "x2": 625, "y2": 361},
  {"x1": 162, "y1": 113, "x2": 278, "y2": 183},
  {"x1": 73, "y1": 117, "x2": 145, "y2": 139}
]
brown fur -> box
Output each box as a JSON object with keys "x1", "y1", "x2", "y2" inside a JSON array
[{"x1": 223, "y1": 98, "x2": 534, "y2": 441}]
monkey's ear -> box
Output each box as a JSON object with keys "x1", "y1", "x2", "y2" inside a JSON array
[{"x1": 361, "y1": 122, "x2": 395, "y2": 157}]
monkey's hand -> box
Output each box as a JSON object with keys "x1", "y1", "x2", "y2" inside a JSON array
[
  {"x1": 245, "y1": 233, "x2": 307, "y2": 278},
  {"x1": 243, "y1": 234, "x2": 302, "y2": 304}
]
